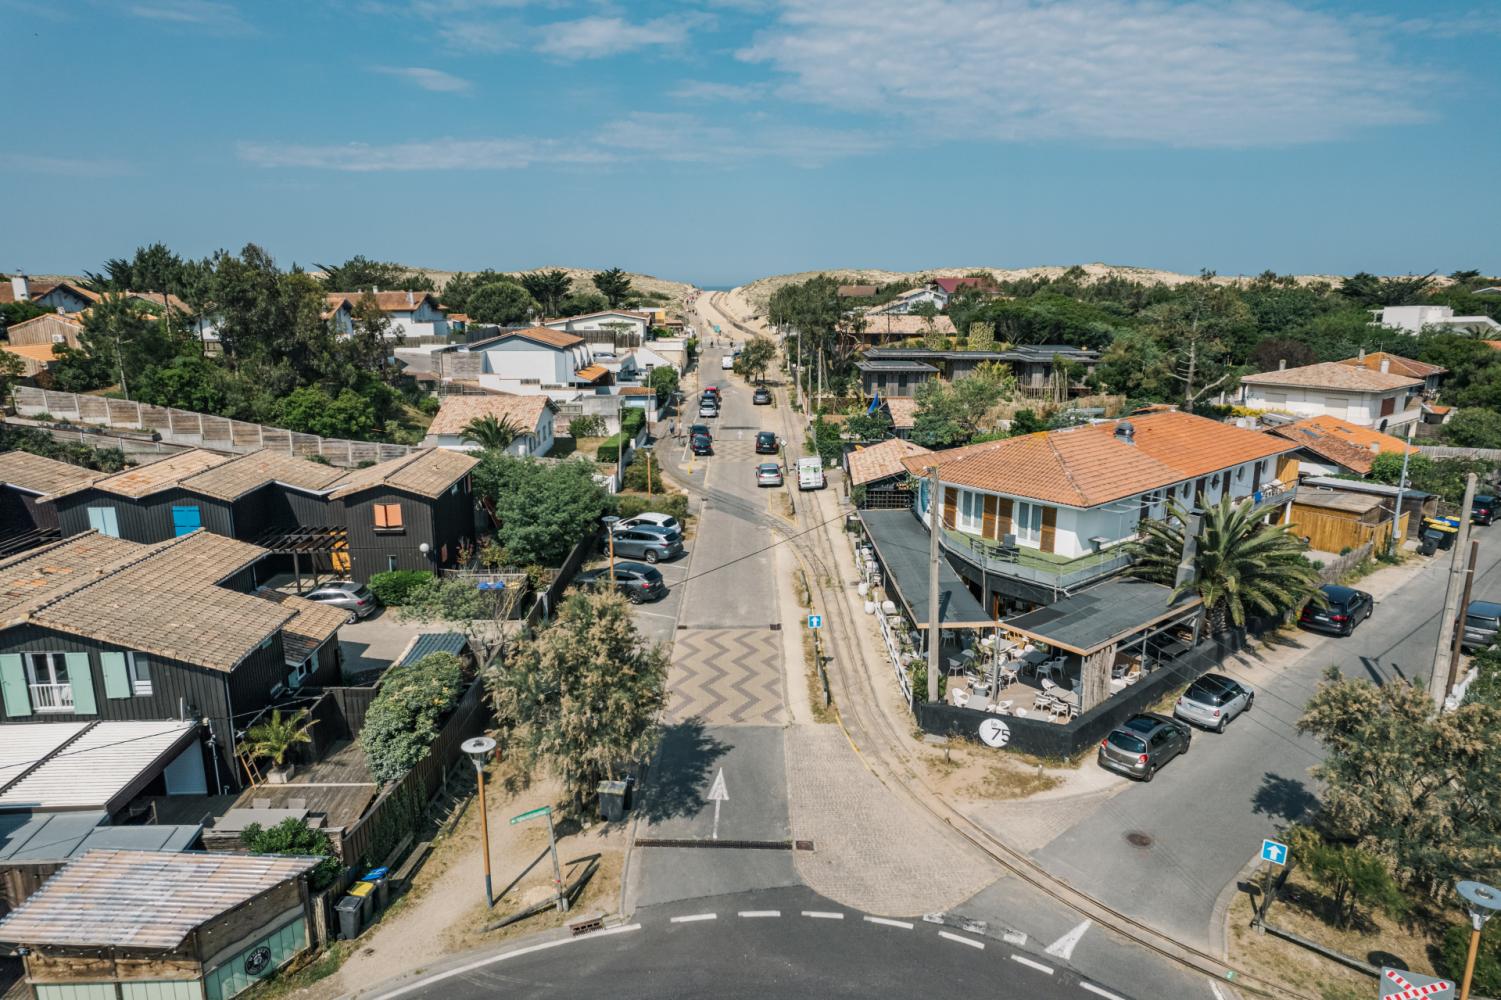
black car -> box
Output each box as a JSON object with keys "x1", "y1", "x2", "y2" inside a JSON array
[
  {"x1": 689, "y1": 424, "x2": 711, "y2": 441},
  {"x1": 755, "y1": 431, "x2": 779, "y2": 454},
  {"x1": 690, "y1": 433, "x2": 713, "y2": 456},
  {"x1": 753, "y1": 387, "x2": 773, "y2": 405},
  {"x1": 1299, "y1": 584, "x2": 1373, "y2": 636},
  {"x1": 1097, "y1": 713, "x2": 1191, "y2": 782},
  {"x1": 577, "y1": 562, "x2": 668, "y2": 604},
  {"x1": 1473, "y1": 494, "x2": 1498, "y2": 526}
]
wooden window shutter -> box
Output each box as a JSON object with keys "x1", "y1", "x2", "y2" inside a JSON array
[
  {"x1": 0, "y1": 654, "x2": 31, "y2": 718},
  {"x1": 1195, "y1": 478, "x2": 1208, "y2": 505},
  {"x1": 1040, "y1": 506, "x2": 1057, "y2": 554},
  {"x1": 982, "y1": 495, "x2": 997, "y2": 539},
  {"x1": 942, "y1": 487, "x2": 957, "y2": 530},
  {"x1": 66, "y1": 652, "x2": 97, "y2": 715},
  {"x1": 998, "y1": 498, "x2": 1013, "y2": 538},
  {"x1": 101, "y1": 652, "x2": 131, "y2": 700}
]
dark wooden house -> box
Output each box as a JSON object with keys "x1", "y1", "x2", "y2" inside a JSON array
[{"x1": 0, "y1": 451, "x2": 106, "y2": 556}]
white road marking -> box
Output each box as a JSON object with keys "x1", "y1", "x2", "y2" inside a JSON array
[
  {"x1": 1045, "y1": 919, "x2": 1092, "y2": 961},
  {"x1": 738, "y1": 910, "x2": 781, "y2": 918},
  {"x1": 801, "y1": 911, "x2": 844, "y2": 920},
  {"x1": 670, "y1": 913, "x2": 717, "y2": 923},
  {"x1": 1011, "y1": 955, "x2": 1055, "y2": 975},
  {"x1": 1081, "y1": 983, "x2": 1128, "y2": 1000},
  {"x1": 708, "y1": 768, "x2": 729, "y2": 840},
  {"x1": 939, "y1": 931, "x2": 984, "y2": 950},
  {"x1": 1002, "y1": 930, "x2": 1028, "y2": 946},
  {"x1": 369, "y1": 923, "x2": 642, "y2": 1000},
  {"x1": 863, "y1": 916, "x2": 914, "y2": 930},
  {"x1": 1209, "y1": 985, "x2": 1226, "y2": 1000}
]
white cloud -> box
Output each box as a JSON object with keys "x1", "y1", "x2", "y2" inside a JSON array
[
  {"x1": 372, "y1": 66, "x2": 474, "y2": 92},
  {"x1": 535, "y1": 15, "x2": 699, "y2": 59},
  {"x1": 669, "y1": 80, "x2": 768, "y2": 103},
  {"x1": 126, "y1": 0, "x2": 253, "y2": 33},
  {"x1": 236, "y1": 138, "x2": 614, "y2": 172},
  {"x1": 739, "y1": 0, "x2": 1431, "y2": 147},
  {"x1": 598, "y1": 111, "x2": 885, "y2": 166}
]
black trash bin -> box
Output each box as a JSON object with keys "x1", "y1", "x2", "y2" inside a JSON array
[
  {"x1": 335, "y1": 894, "x2": 364, "y2": 940},
  {"x1": 598, "y1": 780, "x2": 628, "y2": 822}
]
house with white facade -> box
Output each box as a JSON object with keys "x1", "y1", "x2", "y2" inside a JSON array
[
  {"x1": 422, "y1": 394, "x2": 556, "y2": 457},
  {"x1": 328, "y1": 290, "x2": 449, "y2": 339},
  {"x1": 1375, "y1": 304, "x2": 1501, "y2": 336},
  {"x1": 867, "y1": 286, "x2": 950, "y2": 316},
  {"x1": 1239, "y1": 359, "x2": 1425, "y2": 432},
  {"x1": 31, "y1": 282, "x2": 100, "y2": 315},
  {"x1": 890, "y1": 411, "x2": 1298, "y2": 614},
  {"x1": 543, "y1": 310, "x2": 652, "y2": 340},
  {"x1": 448, "y1": 327, "x2": 597, "y2": 393}
]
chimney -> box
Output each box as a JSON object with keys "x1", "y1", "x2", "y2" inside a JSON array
[
  {"x1": 1113, "y1": 419, "x2": 1136, "y2": 445},
  {"x1": 1358, "y1": 347, "x2": 1366, "y2": 361},
  {"x1": 1278, "y1": 359, "x2": 1287, "y2": 370},
  {"x1": 10, "y1": 274, "x2": 29, "y2": 301},
  {"x1": 407, "y1": 289, "x2": 414, "y2": 307},
  {"x1": 373, "y1": 285, "x2": 380, "y2": 294},
  {"x1": 1380, "y1": 358, "x2": 1390, "y2": 374}
]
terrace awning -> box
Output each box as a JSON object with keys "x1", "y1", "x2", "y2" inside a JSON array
[
  {"x1": 1003, "y1": 579, "x2": 1201, "y2": 656},
  {"x1": 859, "y1": 509, "x2": 991, "y2": 630},
  {"x1": 250, "y1": 525, "x2": 348, "y2": 554}
]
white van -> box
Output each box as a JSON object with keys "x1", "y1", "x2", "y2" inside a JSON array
[
  {"x1": 721, "y1": 354, "x2": 735, "y2": 370},
  {"x1": 797, "y1": 456, "x2": 825, "y2": 491}
]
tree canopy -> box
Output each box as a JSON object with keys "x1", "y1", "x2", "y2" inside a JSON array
[
  {"x1": 471, "y1": 453, "x2": 611, "y2": 566},
  {"x1": 592, "y1": 267, "x2": 634, "y2": 308}
]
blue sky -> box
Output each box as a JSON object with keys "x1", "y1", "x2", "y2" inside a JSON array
[{"x1": 5, "y1": 0, "x2": 1499, "y2": 286}]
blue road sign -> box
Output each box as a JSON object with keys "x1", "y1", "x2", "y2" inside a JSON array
[
  {"x1": 1260, "y1": 838, "x2": 1288, "y2": 866},
  {"x1": 807, "y1": 614, "x2": 823, "y2": 629}
]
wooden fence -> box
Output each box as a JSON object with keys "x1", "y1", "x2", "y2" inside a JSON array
[
  {"x1": 1287, "y1": 509, "x2": 1407, "y2": 556},
  {"x1": 1417, "y1": 445, "x2": 1501, "y2": 463},
  {"x1": 1315, "y1": 542, "x2": 1376, "y2": 585},
  {"x1": 10, "y1": 387, "x2": 414, "y2": 468}
]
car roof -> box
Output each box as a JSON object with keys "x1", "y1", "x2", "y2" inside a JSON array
[
  {"x1": 1319, "y1": 584, "x2": 1359, "y2": 601},
  {"x1": 758, "y1": 462, "x2": 781, "y2": 470},
  {"x1": 1469, "y1": 600, "x2": 1501, "y2": 616},
  {"x1": 614, "y1": 561, "x2": 652, "y2": 573},
  {"x1": 757, "y1": 430, "x2": 776, "y2": 437},
  {"x1": 311, "y1": 582, "x2": 360, "y2": 593}
]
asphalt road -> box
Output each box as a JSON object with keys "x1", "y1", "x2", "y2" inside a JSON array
[
  {"x1": 1034, "y1": 531, "x2": 1501, "y2": 947},
  {"x1": 371, "y1": 887, "x2": 1124, "y2": 1000}
]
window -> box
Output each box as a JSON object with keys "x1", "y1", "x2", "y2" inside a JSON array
[
  {"x1": 24, "y1": 653, "x2": 73, "y2": 713},
  {"x1": 1014, "y1": 501, "x2": 1044, "y2": 544},
  {"x1": 127, "y1": 652, "x2": 151, "y2": 696},
  {"x1": 387, "y1": 555, "x2": 398, "y2": 572},
  {"x1": 373, "y1": 503, "x2": 404, "y2": 532},
  {"x1": 87, "y1": 506, "x2": 120, "y2": 538},
  {"x1": 170, "y1": 505, "x2": 202, "y2": 536},
  {"x1": 957, "y1": 491, "x2": 983, "y2": 534},
  {"x1": 1380, "y1": 395, "x2": 1397, "y2": 417},
  {"x1": 1323, "y1": 394, "x2": 1348, "y2": 418}
]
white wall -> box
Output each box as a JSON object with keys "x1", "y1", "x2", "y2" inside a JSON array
[
  {"x1": 1242, "y1": 384, "x2": 1419, "y2": 429},
  {"x1": 474, "y1": 339, "x2": 574, "y2": 385},
  {"x1": 385, "y1": 301, "x2": 449, "y2": 339},
  {"x1": 547, "y1": 313, "x2": 649, "y2": 338},
  {"x1": 424, "y1": 409, "x2": 555, "y2": 457}
]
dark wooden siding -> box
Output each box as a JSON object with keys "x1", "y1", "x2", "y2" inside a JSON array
[
  {"x1": 53, "y1": 488, "x2": 234, "y2": 543},
  {"x1": 305, "y1": 637, "x2": 342, "y2": 688},
  {"x1": 226, "y1": 633, "x2": 294, "y2": 721},
  {"x1": 340, "y1": 487, "x2": 464, "y2": 582},
  {"x1": 0, "y1": 487, "x2": 57, "y2": 535}
]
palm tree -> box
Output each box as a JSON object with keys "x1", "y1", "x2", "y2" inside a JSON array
[
  {"x1": 246, "y1": 708, "x2": 317, "y2": 769},
  {"x1": 1125, "y1": 494, "x2": 1323, "y2": 634},
  {"x1": 461, "y1": 414, "x2": 525, "y2": 451}
]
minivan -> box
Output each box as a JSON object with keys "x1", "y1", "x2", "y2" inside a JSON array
[
  {"x1": 1462, "y1": 600, "x2": 1501, "y2": 653},
  {"x1": 797, "y1": 456, "x2": 825, "y2": 491}
]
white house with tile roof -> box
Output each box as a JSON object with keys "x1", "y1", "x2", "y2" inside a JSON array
[{"x1": 1238, "y1": 359, "x2": 1425, "y2": 431}]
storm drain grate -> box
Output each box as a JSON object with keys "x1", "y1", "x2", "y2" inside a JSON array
[
  {"x1": 636, "y1": 838, "x2": 813, "y2": 852},
  {"x1": 570, "y1": 917, "x2": 605, "y2": 936}
]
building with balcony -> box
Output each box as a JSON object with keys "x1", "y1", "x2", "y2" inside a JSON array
[
  {"x1": 878, "y1": 411, "x2": 1298, "y2": 614},
  {"x1": 1238, "y1": 359, "x2": 1425, "y2": 432}
]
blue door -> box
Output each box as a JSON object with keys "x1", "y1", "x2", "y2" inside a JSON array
[{"x1": 171, "y1": 505, "x2": 202, "y2": 536}]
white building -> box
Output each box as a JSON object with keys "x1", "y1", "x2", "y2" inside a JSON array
[
  {"x1": 1239, "y1": 360, "x2": 1425, "y2": 432},
  {"x1": 328, "y1": 290, "x2": 449, "y2": 339},
  {"x1": 543, "y1": 310, "x2": 652, "y2": 340},
  {"x1": 1376, "y1": 304, "x2": 1501, "y2": 336},
  {"x1": 422, "y1": 393, "x2": 556, "y2": 457},
  {"x1": 867, "y1": 286, "x2": 949, "y2": 316}
]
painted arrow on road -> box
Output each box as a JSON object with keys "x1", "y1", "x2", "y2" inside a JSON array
[
  {"x1": 1044, "y1": 919, "x2": 1091, "y2": 961},
  {"x1": 708, "y1": 768, "x2": 729, "y2": 840}
]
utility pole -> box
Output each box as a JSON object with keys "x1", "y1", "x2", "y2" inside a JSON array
[
  {"x1": 1431, "y1": 472, "x2": 1477, "y2": 708},
  {"x1": 1387, "y1": 422, "x2": 1416, "y2": 556},
  {"x1": 927, "y1": 466, "x2": 941, "y2": 705},
  {"x1": 1447, "y1": 539, "x2": 1480, "y2": 697}
]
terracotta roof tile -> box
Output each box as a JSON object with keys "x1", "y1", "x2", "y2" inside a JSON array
[
  {"x1": 0, "y1": 451, "x2": 107, "y2": 497},
  {"x1": 1, "y1": 343, "x2": 59, "y2": 363},
  {"x1": 329, "y1": 290, "x2": 440, "y2": 313},
  {"x1": 885, "y1": 397, "x2": 918, "y2": 429},
  {"x1": 254, "y1": 590, "x2": 347, "y2": 663},
  {"x1": 1268, "y1": 415, "x2": 1416, "y2": 475},
  {"x1": 902, "y1": 411, "x2": 1294, "y2": 508},
  {"x1": 574, "y1": 364, "x2": 609, "y2": 382},
  {"x1": 474, "y1": 326, "x2": 584, "y2": 350},
  {"x1": 1339, "y1": 352, "x2": 1447, "y2": 379},
  {"x1": 179, "y1": 449, "x2": 346, "y2": 501},
  {"x1": 74, "y1": 449, "x2": 234, "y2": 499},
  {"x1": 327, "y1": 448, "x2": 477, "y2": 500},
  {"x1": 426, "y1": 394, "x2": 553, "y2": 438},
  {"x1": 0, "y1": 533, "x2": 142, "y2": 624},
  {"x1": 848, "y1": 439, "x2": 932, "y2": 487},
  {"x1": 1241, "y1": 361, "x2": 1422, "y2": 392}
]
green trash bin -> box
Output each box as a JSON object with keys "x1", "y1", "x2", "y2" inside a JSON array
[{"x1": 598, "y1": 780, "x2": 628, "y2": 822}]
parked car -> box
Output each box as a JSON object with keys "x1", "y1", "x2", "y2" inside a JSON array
[
  {"x1": 698, "y1": 399, "x2": 719, "y2": 418},
  {"x1": 702, "y1": 386, "x2": 719, "y2": 399},
  {"x1": 1473, "y1": 494, "x2": 1498, "y2": 526},
  {"x1": 1299, "y1": 584, "x2": 1373, "y2": 636},
  {"x1": 303, "y1": 581, "x2": 378, "y2": 619},
  {"x1": 1097, "y1": 713, "x2": 1190, "y2": 782},
  {"x1": 689, "y1": 423, "x2": 711, "y2": 441},
  {"x1": 690, "y1": 433, "x2": 713, "y2": 456},
  {"x1": 756, "y1": 431, "x2": 779, "y2": 454},
  {"x1": 1462, "y1": 600, "x2": 1501, "y2": 652},
  {"x1": 577, "y1": 562, "x2": 668, "y2": 604},
  {"x1": 753, "y1": 386, "x2": 772, "y2": 405},
  {"x1": 1174, "y1": 673, "x2": 1253, "y2": 733},
  {"x1": 608, "y1": 525, "x2": 683, "y2": 564},
  {"x1": 617, "y1": 512, "x2": 682, "y2": 535},
  {"x1": 797, "y1": 456, "x2": 825, "y2": 490},
  {"x1": 721, "y1": 355, "x2": 735, "y2": 370},
  {"x1": 756, "y1": 463, "x2": 784, "y2": 487}
]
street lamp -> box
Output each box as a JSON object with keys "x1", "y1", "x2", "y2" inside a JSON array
[
  {"x1": 1457, "y1": 880, "x2": 1501, "y2": 1000},
  {"x1": 601, "y1": 515, "x2": 620, "y2": 578},
  {"x1": 462, "y1": 736, "x2": 498, "y2": 907}
]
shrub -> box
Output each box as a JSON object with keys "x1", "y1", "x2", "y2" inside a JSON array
[
  {"x1": 621, "y1": 407, "x2": 646, "y2": 436},
  {"x1": 621, "y1": 454, "x2": 665, "y2": 493},
  {"x1": 359, "y1": 652, "x2": 466, "y2": 783},
  {"x1": 367, "y1": 569, "x2": 433, "y2": 606},
  {"x1": 568, "y1": 414, "x2": 605, "y2": 438},
  {"x1": 417, "y1": 395, "x2": 442, "y2": 416},
  {"x1": 241, "y1": 818, "x2": 342, "y2": 890},
  {"x1": 596, "y1": 431, "x2": 630, "y2": 463},
  {"x1": 616, "y1": 490, "x2": 688, "y2": 525},
  {"x1": 1442, "y1": 920, "x2": 1501, "y2": 994}
]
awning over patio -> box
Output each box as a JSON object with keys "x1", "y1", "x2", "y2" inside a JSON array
[
  {"x1": 1002, "y1": 579, "x2": 1201, "y2": 656},
  {"x1": 859, "y1": 508, "x2": 992, "y2": 630},
  {"x1": 249, "y1": 525, "x2": 349, "y2": 554}
]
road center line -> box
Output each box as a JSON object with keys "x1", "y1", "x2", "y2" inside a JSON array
[
  {"x1": 369, "y1": 923, "x2": 642, "y2": 1000},
  {"x1": 863, "y1": 916, "x2": 914, "y2": 930},
  {"x1": 738, "y1": 910, "x2": 781, "y2": 918},
  {"x1": 1010, "y1": 955, "x2": 1055, "y2": 975},
  {"x1": 1081, "y1": 983, "x2": 1128, "y2": 1000},
  {"x1": 670, "y1": 913, "x2": 717, "y2": 923},
  {"x1": 801, "y1": 911, "x2": 844, "y2": 920},
  {"x1": 938, "y1": 931, "x2": 984, "y2": 950}
]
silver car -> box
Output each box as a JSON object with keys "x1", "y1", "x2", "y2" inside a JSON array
[
  {"x1": 303, "y1": 581, "x2": 378, "y2": 619},
  {"x1": 756, "y1": 462, "x2": 783, "y2": 487},
  {"x1": 1174, "y1": 673, "x2": 1253, "y2": 733}
]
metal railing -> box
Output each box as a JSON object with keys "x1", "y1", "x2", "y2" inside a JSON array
[
  {"x1": 930, "y1": 517, "x2": 1134, "y2": 591},
  {"x1": 29, "y1": 683, "x2": 74, "y2": 713}
]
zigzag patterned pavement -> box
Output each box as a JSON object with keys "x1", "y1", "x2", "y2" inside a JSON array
[{"x1": 664, "y1": 627, "x2": 785, "y2": 726}]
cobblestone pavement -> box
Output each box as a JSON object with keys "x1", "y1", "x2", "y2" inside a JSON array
[
  {"x1": 784, "y1": 726, "x2": 996, "y2": 916},
  {"x1": 664, "y1": 627, "x2": 786, "y2": 726}
]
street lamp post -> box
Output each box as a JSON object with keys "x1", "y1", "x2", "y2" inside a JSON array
[
  {"x1": 601, "y1": 515, "x2": 620, "y2": 578},
  {"x1": 1457, "y1": 880, "x2": 1501, "y2": 1000},
  {"x1": 462, "y1": 736, "x2": 498, "y2": 907}
]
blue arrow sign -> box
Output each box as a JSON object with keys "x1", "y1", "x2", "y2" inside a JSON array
[
  {"x1": 1261, "y1": 838, "x2": 1288, "y2": 866},
  {"x1": 807, "y1": 614, "x2": 823, "y2": 629}
]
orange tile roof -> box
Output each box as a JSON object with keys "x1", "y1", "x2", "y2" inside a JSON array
[
  {"x1": 1268, "y1": 415, "x2": 1415, "y2": 475},
  {"x1": 884, "y1": 397, "x2": 918, "y2": 429},
  {"x1": 426, "y1": 393, "x2": 553, "y2": 437},
  {"x1": 1241, "y1": 361, "x2": 1421, "y2": 392},
  {"x1": 902, "y1": 411, "x2": 1294, "y2": 508},
  {"x1": 478, "y1": 326, "x2": 585, "y2": 350},
  {"x1": 574, "y1": 364, "x2": 609, "y2": 382},
  {"x1": 1339, "y1": 352, "x2": 1446, "y2": 379},
  {"x1": 1, "y1": 343, "x2": 59, "y2": 363},
  {"x1": 848, "y1": 439, "x2": 931, "y2": 487},
  {"x1": 1482, "y1": 340, "x2": 1501, "y2": 351},
  {"x1": 330, "y1": 290, "x2": 441, "y2": 313}
]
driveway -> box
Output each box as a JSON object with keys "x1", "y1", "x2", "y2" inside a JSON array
[{"x1": 339, "y1": 609, "x2": 437, "y2": 681}]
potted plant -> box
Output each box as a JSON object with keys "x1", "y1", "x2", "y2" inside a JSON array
[{"x1": 246, "y1": 708, "x2": 317, "y2": 784}]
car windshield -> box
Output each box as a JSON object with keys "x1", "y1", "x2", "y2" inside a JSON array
[
  {"x1": 1107, "y1": 732, "x2": 1147, "y2": 754},
  {"x1": 1467, "y1": 614, "x2": 1498, "y2": 629},
  {"x1": 352, "y1": 586, "x2": 373, "y2": 600}
]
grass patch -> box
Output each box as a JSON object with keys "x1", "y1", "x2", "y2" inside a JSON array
[
  {"x1": 241, "y1": 941, "x2": 352, "y2": 1000},
  {"x1": 793, "y1": 568, "x2": 813, "y2": 609},
  {"x1": 962, "y1": 761, "x2": 1062, "y2": 800},
  {"x1": 776, "y1": 491, "x2": 795, "y2": 522},
  {"x1": 802, "y1": 630, "x2": 835, "y2": 723}
]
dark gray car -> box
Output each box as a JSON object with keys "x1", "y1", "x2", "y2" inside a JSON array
[
  {"x1": 608, "y1": 525, "x2": 683, "y2": 564},
  {"x1": 1097, "y1": 713, "x2": 1191, "y2": 782},
  {"x1": 577, "y1": 562, "x2": 668, "y2": 603},
  {"x1": 1463, "y1": 600, "x2": 1501, "y2": 653}
]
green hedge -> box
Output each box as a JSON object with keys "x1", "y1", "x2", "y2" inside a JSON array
[
  {"x1": 621, "y1": 407, "x2": 646, "y2": 435},
  {"x1": 596, "y1": 431, "x2": 630, "y2": 463},
  {"x1": 358, "y1": 652, "x2": 466, "y2": 783},
  {"x1": 616, "y1": 491, "x2": 688, "y2": 525},
  {"x1": 367, "y1": 569, "x2": 433, "y2": 606}
]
